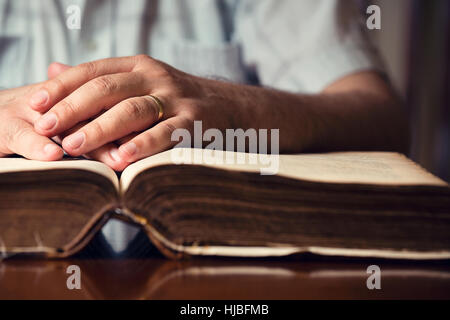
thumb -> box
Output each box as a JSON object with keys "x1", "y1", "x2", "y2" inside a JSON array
[{"x1": 47, "y1": 62, "x2": 71, "y2": 79}]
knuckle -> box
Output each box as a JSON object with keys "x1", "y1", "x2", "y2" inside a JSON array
[
  {"x1": 162, "y1": 121, "x2": 178, "y2": 137},
  {"x1": 91, "y1": 76, "x2": 117, "y2": 95},
  {"x1": 122, "y1": 99, "x2": 146, "y2": 119},
  {"x1": 178, "y1": 117, "x2": 194, "y2": 133},
  {"x1": 153, "y1": 63, "x2": 172, "y2": 79},
  {"x1": 79, "y1": 61, "x2": 97, "y2": 78},
  {"x1": 88, "y1": 121, "x2": 105, "y2": 140},
  {"x1": 144, "y1": 132, "x2": 157, "y2": 148},
  {"x1": 135, "y1": 54, "x2": 153, "y2": 65},
  {"x1": 180, "y1": 103, "x2": 200, "y2": 120},
  {"x1": 57, "y1": 99, "x2": 78, "y2": 120},
  {"x1": 147, "y1": 99, "x2": 161, "y2": 120},
  {"x1": 135, "y1": 54, "x2": 176, "y2": 82},
  {"x1": 47, "y1": 77, "x2": 68, "y2": 96}
]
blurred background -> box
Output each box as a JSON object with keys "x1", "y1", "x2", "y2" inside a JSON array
[
  {"x1": 361, "y1": 0, "x2": 449, "y2": 181},
  {"x1": 0, "y1": 0, "x2": 447, "y2": 181}
]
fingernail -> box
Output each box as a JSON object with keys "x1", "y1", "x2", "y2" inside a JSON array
[
  {"x1": 44, "y1": 143, "x2": 60, "y2": 155},
  {"x1": 120, "y1": 142, "x2": 137, "y2": 157},
  {"x1": 37, "y1": 113, "x2": 58, "y2": 131},
  {"x1": 30, "y1": 90, "x2": 49, "y2": 106},
  {"x1": 110, "y1": 148, "x2": 122, "y2": 162},
  {"x1": 64, "y1": 132, "x2": 85, "y2": 150}
]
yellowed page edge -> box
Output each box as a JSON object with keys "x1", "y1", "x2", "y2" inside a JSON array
[
  {"x1": 0, "y1": 158, "x2": 119, "y2": 190},
  {"x1": 120, "y1": 149, "x2": 448, "y2": 193},
  {"x1": 141, "y1": 218, "x2": 450, "y2": 260}
]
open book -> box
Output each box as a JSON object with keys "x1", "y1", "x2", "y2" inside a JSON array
[{"x1": 0, "y1": 148, "x2": 449, "y2": 260}]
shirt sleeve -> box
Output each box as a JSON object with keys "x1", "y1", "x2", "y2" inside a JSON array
[{"x1": 232, "y1": 0, "x2": 384, "y2": 93}]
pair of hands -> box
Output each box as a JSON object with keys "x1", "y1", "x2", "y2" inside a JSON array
[{"x1": 0, "y1": 55, "x2": 238, "y2": 170}]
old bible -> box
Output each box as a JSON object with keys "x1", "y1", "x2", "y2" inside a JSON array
[{"x1": 0, "y1": 148, "x2": 449, "y2": 260}]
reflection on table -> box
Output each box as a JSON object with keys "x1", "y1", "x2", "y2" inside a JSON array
[{"x1": 1, "y1": 257, "x2": 449, "y2": 299}]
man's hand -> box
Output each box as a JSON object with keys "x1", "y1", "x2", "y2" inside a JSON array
[
  {"x1": 0, "y1": 84, "x2": 64, "y2": 160},
  {"x1": 28, "y1": 55, "x2": 408, "y2": 171},
  {"x1": 29, "y1": 55, "x2": 246, "y2": 170}
]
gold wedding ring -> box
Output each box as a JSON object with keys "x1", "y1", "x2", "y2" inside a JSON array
[{"x1": 148, "y1": 94, "x2": 164, "y2": 121}]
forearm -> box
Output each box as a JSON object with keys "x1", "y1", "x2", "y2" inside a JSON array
[
  {"x1": 215, "y1": 74, "x2": 409, "y2": 154},
  {"x1": 26, "y1": 56, "x2": 409, "y2": 169},
  {"x1": 302, "y1": 91, "x2": 408, "y2": 153}
]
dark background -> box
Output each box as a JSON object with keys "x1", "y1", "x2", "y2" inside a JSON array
[{"x1": 362, "y1": 0, "x2": 449, "y2": 181}]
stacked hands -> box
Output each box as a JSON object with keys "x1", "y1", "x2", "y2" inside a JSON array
[
  {"x1": 0, "y1": 55, "x2": 240, "y2": 171},
  {"x1": 0, "y1": 54, "x2": 405, "y2": 171}
]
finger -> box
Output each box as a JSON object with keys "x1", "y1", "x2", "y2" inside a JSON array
[
  {"x1": 83, "y1": 133, "x2": 137, "y2": 171},
  {"x1": 28, "y1": 56, "x2": 138, "y2": 112},
  {"x1": 116, "y1": 133, "x2": 138, "y2": 145},
  {"x1": 54, "y1": 119, "x2": 89, "y2": 147},
  {"x1": 14, "y1": 104, "x2": 46, "y2": 124},
  {"x1": 85, "y1": 143, "x2": 130, "y2": 172},
  {"x1": 118, "y1": 116, "x2": 191, "y2": 163},
  {"x1": 56, "y1": 120, "x2": 129, "y2": 171},
  {"x1": 55, "y1": 110, "x2": 106, "y2": 142},
  {"x1": 34, "y1": 72, "x2": 147, "y2": 137},
  {"x1": 4, "y1": 118, "x2": 64, "y2": 161},
  {"x1": 61, "y1": 95, "x2": 161, "y2": 156},
  {"x1": 47, "y1": 62, "x2": 71, "y2": 79}
]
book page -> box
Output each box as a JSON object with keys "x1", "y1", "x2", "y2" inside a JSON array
[
  {"x1": 120, "y1": 148, "x2": 447, "y2": 193},
  {"x1": 140, "y1": 218, "x2": 450, "y2": 260},
  {"x1": 0, "y1": 158, "x2": 119, "y2": 190},
  {"x1": 177, "y1": 245, "x2": 450, "y2": 260}
]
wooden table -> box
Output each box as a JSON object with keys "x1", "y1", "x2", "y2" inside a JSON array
[{"x1": 1, "y1": 257, "x2": 449, "y2": 299}]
